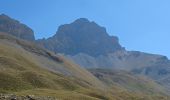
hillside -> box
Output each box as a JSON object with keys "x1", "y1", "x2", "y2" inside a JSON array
[
  {"x1": 1, "y1": 14, "x2": 169, "y2": 90},
  {"x1": 0, "y1": 32, "x2": 170, "y2": 99},
  {"x1": 0, "y1": 32, "x2": 109, "y2": 99}
]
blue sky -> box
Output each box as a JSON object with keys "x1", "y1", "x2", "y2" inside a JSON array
[{"x1": 0, "y1": 0, "x2": 170, "y2": 58}]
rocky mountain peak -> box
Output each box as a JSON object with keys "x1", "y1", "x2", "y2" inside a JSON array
[
  {"x1": 38, "y1": 18, "x2": 123, "y2": 56},
  {"x1": 0, "y1": 14, "x2": 35, "y2": 41},
  {"x1": 56, "y1": 18, "x2": 107, "y2": 37}
]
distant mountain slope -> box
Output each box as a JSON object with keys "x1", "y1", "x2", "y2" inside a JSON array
[
  {"x1": 66, "y1": 51, "x2": 167, "y2": 69},
  {"x1": 0, "y1": 14, "x2": 35, "y2": 41},
  {"x1": 89, "y1": 69, "x2": 168, "y2": 95},
  {"x1": 132, "y1": 60, "x2": 170, "y2": 92}
]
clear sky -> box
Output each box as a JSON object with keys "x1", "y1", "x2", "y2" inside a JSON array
[{"x1": 0, "y1": 0, "x2": 170, "y2": 58}]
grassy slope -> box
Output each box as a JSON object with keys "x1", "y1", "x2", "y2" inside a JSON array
[
  {"x1": 0, "y1": 33, "x2": 169, "y2": 100},
  {"x1": 0, "y1": 33, "x2": 109, "y2": 100}
]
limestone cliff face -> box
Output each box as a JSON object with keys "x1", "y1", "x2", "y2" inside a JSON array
[{"x1": 0, "y1": 14, "x2": 35, "y2": 41}]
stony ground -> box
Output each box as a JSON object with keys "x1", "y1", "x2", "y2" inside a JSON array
[{"x1": 0, "y1": 94, "x2": 57, "y2": 100}]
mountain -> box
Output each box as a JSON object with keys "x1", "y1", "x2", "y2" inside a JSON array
[
  {"x1": 37, "y1": 18, "x2": 123, "y2": 56},
  {"x1": 37, "y1": 18, "x2": 170, "y2": 91},
  {"x1": 37, "y1": 18, "x2": 169, "y2": 70},
  {"x1": 1, "y1": 32, "x2": 169, "y2": 100},
  {"x1": 0, "y1": 15, "x2": 169, "y2": 99},
  {"x1": 0, "y1": 14, "x2": 35, "y2": 41}
]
